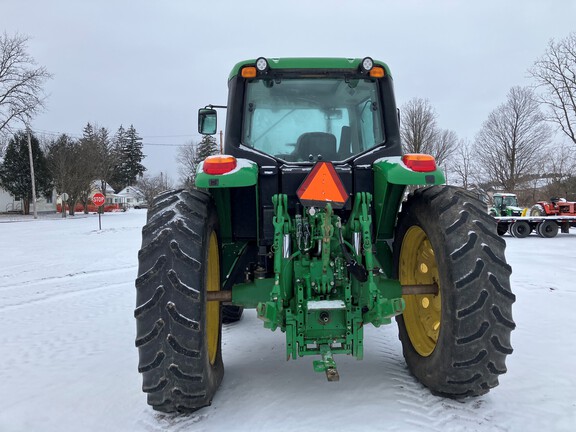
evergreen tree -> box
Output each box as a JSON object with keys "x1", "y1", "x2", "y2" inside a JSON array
[
  {"x1": 81, "y1": 122, "x2": 95, "y2": 141},
  {"x1": 113, "y1": 124, "x2": 146, "y2": 189},
  {"x1": 194, "y1": 135, "x2": 218, "y2": 167},
  {"x1": 108, "y1": 125, "x2": 126, "y2": 191},
  {"x1": 192, "y1": 135, "x2": 218, "y2": 188},
  {"x1": 112, "y1": 125, "x2": 126, "y2": 159},
  {"x1": 78, "y1": 122, "x2": 99, "y2": 183},
  {"x1": 0, "y1": 130, "x2": 52, "y2": 214}
]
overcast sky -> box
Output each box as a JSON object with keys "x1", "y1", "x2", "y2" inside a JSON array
[{"x1": 2, "y1": 0, "x2": 575, "y2": 182}]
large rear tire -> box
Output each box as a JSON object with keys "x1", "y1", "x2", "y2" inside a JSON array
[
  {"x1": 394, "y1": 186, "x2": 515, "y2": 397},
  {"x1": 135, "y1": 189, "x2": 224, "y2": 412}
]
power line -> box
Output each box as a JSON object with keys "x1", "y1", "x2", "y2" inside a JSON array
[
  {"x1": 31, "y1": 128, "x2": 82, "y2": 138},
  {"x1": 142, "y1": 142, "x2": 191, "y2": 147},
  {"x1": 141, "y1": 134, "x2": 198, "y2": 138},
  {"x1": 26, "y1": 128, "x2": 200, "y2": 147}
]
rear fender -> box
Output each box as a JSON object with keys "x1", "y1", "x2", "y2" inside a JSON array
[
  {"x1": 372, "y1": 156, "x2": 445, "y2": 271},
  {"x1": 195, "y1": 157, "x2": 259, "y2": 241},
  {"x1": 195, "y1": 158, "x2": 258, "y2": 188},
  {"x1": 196, "y1": 158, "x2": 260, "y2": 284}
]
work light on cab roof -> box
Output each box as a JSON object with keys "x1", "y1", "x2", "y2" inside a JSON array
[
  {"x1": 361, "y1": 57, "x2": 374, "y2": 72},
  {"x1": 256, "y1": 57, "x2": 269, "y2": 72}
]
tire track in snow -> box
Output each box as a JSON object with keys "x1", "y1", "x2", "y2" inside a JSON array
[
  {"x1": 371, "y1": 328, "x2": 504, "y2": 432},
  {"x1": 0, "y1": 266, "x2": 137, "y2": 311},
  {"x1": 137, "y1": 411, "x2": 209, "y2": 432},
  {"x1": 390, "y1": 358, "x2": 503, "y2": 431},
  {"x1": 0, "y1": 264, "x2": 136, "y2": 289},
  {"x1": 0, "y1": 280, "x2": 135, "y2": 374}
]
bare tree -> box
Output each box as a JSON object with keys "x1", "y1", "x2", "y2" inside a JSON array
[
  {"x1": 475, "y1": 86, "x2": 551, "y2": 191},
  {"x1": 68, "y1": 141, "x2": 95, "y2": 216},
  {"x1": 543, "y1": 140, "x2": 576, "y2": 199},
  {"x1": 177, "y1": 140, "x2": 198, "y2": 188},
  {"x1": 45, "y1": 133, "x2": 97, "y2": 216},
  {"x1": 450, "y1": 139, "x2": 477, "y2": 189},
  {"x1": 529, "y1": 32, "x2": 576, "y2": 146},
  {"x1": 434, "y1": 129, "x2": 458, "y2": 167},
  {"x1": 400, "y1": 98, "x2": 437, "y2": 154},
  {"x1": 0, "y1": 32, "x2": 51, "y2": 134},
  {"x1": 46, "y1": 134, "x2": 78, "y2": 215},
  {"x1": 137, "y1": 173, "x2": 173, "y2": 206},
  {"x1": 46, "y1": 134, "x2": 75, "y2": 194},
  {"x1": 400, "y1": 98, "x2": 457, "y2": 166}
]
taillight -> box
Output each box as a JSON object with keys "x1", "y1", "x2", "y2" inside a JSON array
[
  {"x1": 402, "y1": 154, "x2": 437, "y2": 172},
  {"x1": 203, "y1": 155, "x2": 237, "y2": 175}
]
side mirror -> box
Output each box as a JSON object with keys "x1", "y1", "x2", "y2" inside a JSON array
[{"x1": 198, "y1": 108, "x2": 217, "y2": 135}]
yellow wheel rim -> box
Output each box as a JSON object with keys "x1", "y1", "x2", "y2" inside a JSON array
[
  {"x1": 399, "y1": 226, "x2": 441, "y2": 357},
  {"x1": 206, "y1": 231, "x2": 220, "y2": 365}
]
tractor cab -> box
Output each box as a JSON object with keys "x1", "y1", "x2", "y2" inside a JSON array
[
  {"x1": 198, "y1": 57, "x2": 402, "y2": 165},
  {"x1": 491, "y1": 192, "x2": 523, "y2": 217},
  {"x1": 197, "y1": 58, "x2": 415, "y2": 249}
]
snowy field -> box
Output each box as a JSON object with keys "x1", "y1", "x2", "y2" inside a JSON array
[{"x1": 0, "y1": 210, "x2": 575, "y2": 432}]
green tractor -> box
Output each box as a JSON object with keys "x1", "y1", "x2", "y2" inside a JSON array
[
  {"x1": 135, "y1": 57, "x2": 515, "y2": 412},
  {"x1": 489, "y1": 192, "x2": 524, "y2": 217}
]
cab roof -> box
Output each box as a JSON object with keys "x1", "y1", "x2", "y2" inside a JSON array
[{"x1": 228, "y1": 57, "x2": 392, "y2": 81}]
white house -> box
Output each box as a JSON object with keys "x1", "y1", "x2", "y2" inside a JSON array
[
  {"x1": 0, "y1": 186, "x2": 58, "y2": 214},
  {"x1": 92, "y1": 181, "x2": 123, "y2": 207},
  {"x1": 0, "y1": 146, "x2": 57, "y2": 214},
  {"x1": 116, "y1": 186, "x2": 147, "y2": 208}
]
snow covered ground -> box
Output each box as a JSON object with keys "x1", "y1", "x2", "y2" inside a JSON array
[{"x1": 0, "y1": 210, "x2": 575, "y2": 432}]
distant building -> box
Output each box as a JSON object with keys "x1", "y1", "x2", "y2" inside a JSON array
[
  {"x1": 92, "y1": 180, "x2": 124, "y2": 207},
  {"x1": 0, "y1": 186, "x2": 57, "y2": 214},
  {"x1": 116, "y1": 186, "x2": 147, "y2": 208}
]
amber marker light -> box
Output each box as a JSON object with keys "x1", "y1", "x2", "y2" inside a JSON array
[
  {"x1": 402, "y1": 154, "x2": 437, "y2": 172},
  {"x1": 241, "y1": 66, "x2": 257, "y2": 78},
  {"x1": 203, "y1": 155, "x2": 238, "y2": 175},
  {"x1": 369, "y1": 66, "x2": 385, "y2": 78}
]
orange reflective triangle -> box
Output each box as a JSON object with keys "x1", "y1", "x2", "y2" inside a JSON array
[{"x1": 297, "y1": 162, "x2": 349, "y2": 208}]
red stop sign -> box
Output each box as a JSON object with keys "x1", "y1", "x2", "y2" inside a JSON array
[{"x1": 92, "y1": 193, "x2": 105, "y2": 207}]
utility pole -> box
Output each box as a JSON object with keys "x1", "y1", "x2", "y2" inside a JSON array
[
  {"x1": 219, "y1": 130, "x2": 223, "y2": 153},
  {"x1": 27, "y1": 127, "x2": 38, "y2": 219}
]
